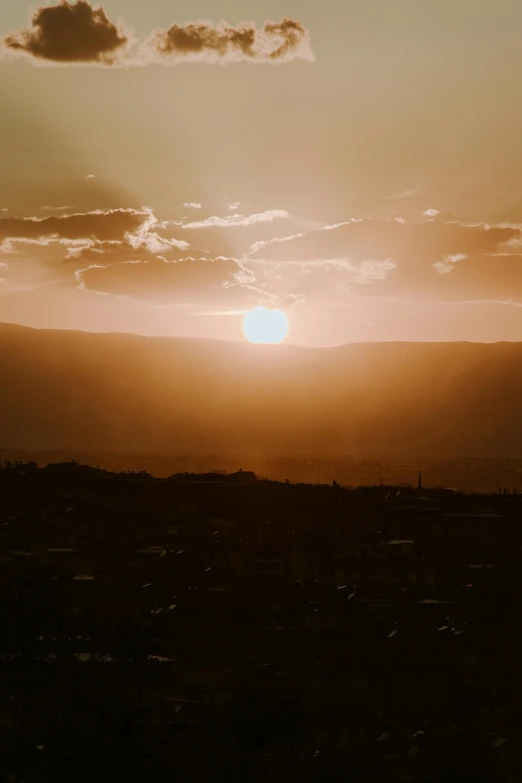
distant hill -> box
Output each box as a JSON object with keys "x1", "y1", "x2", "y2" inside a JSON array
[{"x1": 1, "y1": 322, "x2": 522, "y2": 459}]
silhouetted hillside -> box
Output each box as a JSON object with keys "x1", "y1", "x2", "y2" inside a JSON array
[{"x1": 1, "y1": 322, "x2": 522, "y2": 459}]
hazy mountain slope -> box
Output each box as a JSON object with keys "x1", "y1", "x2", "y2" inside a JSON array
[{"x1": 1, "y1": 322, "x2": 521, "y2": 458}]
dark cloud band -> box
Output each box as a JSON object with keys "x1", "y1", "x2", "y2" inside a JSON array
[
  {"x1": 4, "y1": 3, "x2": 313, "y2": 66},
  {"x1": 0, "y1": 209, "x2": 151, "y2": 242},
  {"x1": 150, "y1": 18, "x2": 314, "y2": 63},
  {"x1": 4, "y1": 1, "x2": 129, "y2": 64}
]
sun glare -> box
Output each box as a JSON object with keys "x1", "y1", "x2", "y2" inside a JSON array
[{"x1": 243, "y1": 307, "x2": 289, "y2": 344}]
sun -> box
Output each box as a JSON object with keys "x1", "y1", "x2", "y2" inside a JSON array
[{"x1": 243, "y1": 307, "x2": 289, "y2": 344}]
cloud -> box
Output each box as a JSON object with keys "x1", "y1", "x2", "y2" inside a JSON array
[
  {"x1": 229, "y1": 202, "x2": 240, "y2": 212},
  {"x1": 183, "y1": 202, "x2": 202, "y2": 209},
  {"x1": 432, "y1": 254, "x2": 467, "y2": 275},
  {"x1": 249, "y1": 232, "x2": 306, "y2": 255},
  {"x1": 182, "y1": 209, "x2": 289, "y2": 230},
  {"x1": 249, "y1": 217, "x2": 522, "y2": 304},
  {"x1": 251, "y1": 218, "x2": 519, "y2": 265},
  {"x1": 42, "y1": 207, "x2": 295, "y2": 307},
  {"x1": 386, "y1": 189, "x2": 419, "y2": 200},
  {"x1": 416, "y1": 253, "x2": 522, "y2": 302},
  {"x1": 249, "y1": 257, "x2": 397, "y2": 302},
  {"x1": 350, "y1": 259, "x2": 397, "y2": 284},
  {"x1": 4, "y1": 1, "x2": 130, "y2": 65},
  {"x1": 0, "y1": 208, "x2": 153, "y2": 244},
  {"x1": 63, "y1": 208, "x2": 299, "y2": 272},
  {"x1": 76, "y1": 256, "x2": 268, "y2": 306},
  {"x1": 5, "y1": 204, "x2": 522, "y2": 308},
  {"x1": 148, "y1": 18, "x2": 314, "y2": 64},
  {"x1": 63, "y1": 237, "x2": 190, "y2": 267},
  {"x1": 0, "y1": 204, "x2": 292, "y2": 280},
  {"x1": 4, "y1": 7, "x2": 313, "y2": 67},
  {"x1": 40, "y1": 205, "x2": 73, "y2": 212}
]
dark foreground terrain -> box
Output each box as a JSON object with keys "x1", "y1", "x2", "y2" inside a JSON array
[{"x1": 1, "y1": 460, "x2": 522, "y2": 781}]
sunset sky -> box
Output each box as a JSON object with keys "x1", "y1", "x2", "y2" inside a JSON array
[{"x1": 2, "y1": 0, "x2": 522, "y2": 346}]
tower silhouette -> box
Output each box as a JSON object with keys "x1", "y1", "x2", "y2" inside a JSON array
[{"x1": 417, "y1": 466, "x2": 423, "y2": 490}]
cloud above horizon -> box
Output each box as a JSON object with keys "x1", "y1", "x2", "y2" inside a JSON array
[
  {"x1": 149, "y1": 18, "x2": 314, "y2": 64},
  {"x1": 0, "y1": 208, "x2": 153, "y2": 244},
  {"x1": 0, "y1": 204, "x2": 261, "y2": 304},
  {"x1": 249, "y1": 217, "x2": 522, "y2": 304},
  {"x1": 4, "y1": 1, "x2": 130, "y2": 64},
  {"x1": 4, "y1": 203, "x2": 522, "y2": 310},
  {"x1": 181, "y1": 209, "x2": 289, "y2": 230},
  {"x1": 76, "y1": 256, "x2": 269, "y2": 307},
  {"x1": 386, "y1": 189, "x2": 419, "y2": 200},
  {"x1": 63, "y1": 237, "x2": 191, "y2": 267},
  {"x1": 251, "y1": 218, "x2": 520, "y2": 265},
  {"x1": 4, "y1": 3, "x2": 313, "y2": 66}
]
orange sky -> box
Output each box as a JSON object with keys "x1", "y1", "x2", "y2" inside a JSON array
[{"x1": 1, "y1": 0, "x2": 522, "y2": 345}]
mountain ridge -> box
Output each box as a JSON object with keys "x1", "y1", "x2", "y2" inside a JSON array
[{"x1": 1, "y1": 321, "x2": 521, "y2": 459}]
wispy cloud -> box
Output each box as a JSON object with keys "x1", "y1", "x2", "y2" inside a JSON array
[
  {"x1": 386, "y1": 189, "x2": 419, "y2": 200},
  {"x1": 248, "y1": 216, "x2": 522, "y2": 304},
  {"x1": 0, "y1": 208, "x2": 154, "y2": 244},
  {"x1": 76, "y1": 256, "x2": 265, "y2": 307},
  {"x1": 251, "y1": 256, "x2": 397, "y2": 284},
  {"x1": 250, "y1": 217, "x2": 519, "y2": 265},
  {"x1": 183, "y1": 202, "x2": 202, "y2": 209},
  {"x1": 433, "y1": 254, "x2": 467, "y2": 274},
  {"x1": 9, "y1": 197, "x2": 521, "y2": 312},
  {"x1": 182, "y1": 209, "x2": 289, "y2": 230},
  {"x1": 249, "y1": 232, "x2": 306, "y2": 255}
]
